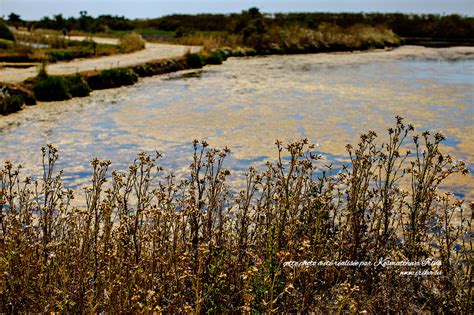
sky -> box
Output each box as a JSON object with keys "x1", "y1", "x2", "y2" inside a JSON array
[{"x1": 1, "y1": 0, "x2": 473, "y2": 20}]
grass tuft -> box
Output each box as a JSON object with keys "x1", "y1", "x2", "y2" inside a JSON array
[
  {"x1": 32, "y1": 65, "x2": 91, "y2": 101},
  {"x1": 87, "y1": 68, "x2": 139, "y2": 90},
  {"x1": 33, "y1": 75, "x2": 71, "y2": 101},
  {"x1": 205, "y1": 50, "x2": 225, "y2": 65},
  {"x1": 186, "y1": 52, "x2": 204, "y2": 68},
  {"x1": 119, "y1": 32, "x2": 146, "y2": 53},
  {"x1": 65, "y1": 75, "x2": 91, "y2": 97},
  {"x1": 0, "y1": 88, "x2": 24, "y2": 114}
]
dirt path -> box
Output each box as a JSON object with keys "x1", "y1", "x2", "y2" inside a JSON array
[{"x1": 0, "y1": 36, "x2": 201, "y2": 84}]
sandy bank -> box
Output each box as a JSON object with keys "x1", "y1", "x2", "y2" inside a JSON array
[{"x1": 297, "y1": 45, "x2": 474, "y2": 66}]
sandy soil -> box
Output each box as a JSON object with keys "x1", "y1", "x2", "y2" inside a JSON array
[{"x1": 0, "y1": 36, "x2": 201, "y2": 83}]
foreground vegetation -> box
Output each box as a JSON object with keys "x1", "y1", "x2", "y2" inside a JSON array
[{"x1": 1, "y1": 118, "x2": 471, "y2": 312}]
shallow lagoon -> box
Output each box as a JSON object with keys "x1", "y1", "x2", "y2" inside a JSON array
[{"x1": 1, "y1": 50, "x2": 473, "y2": 199}]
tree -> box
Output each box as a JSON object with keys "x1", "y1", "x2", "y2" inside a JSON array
[
  {"x1": 248, "y1": 7, "x2": 261, "y2": 18},
  {"x1": 8, "y1": 12, "x2": 21, "y2": 23},
  {"x1": 54, "y1": 14, "x2": 65, "y2": 29}
]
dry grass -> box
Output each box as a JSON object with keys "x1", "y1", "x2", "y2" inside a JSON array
[
  {"x1": 264, "y1": 23, "x2": 400, "y2": 52},
  {"x1": 172, "y1": 23, "x2": 400, "y2": 54},
  {"x1": 1, "y1": 117, "x2": 471, "y2": 312},
  {"x1": 176, "y1": 32, "x2": 243, "y2": 52},
  {"x1": 118, "y1": 32, "x2": 146, "y2": 53}
]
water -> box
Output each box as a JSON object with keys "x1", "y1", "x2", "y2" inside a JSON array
[
  {"x1": 17, "y1": 41, "x2": 50, "y2": 49},
  {"x1": 1, "y1": 52, "x2": 473, "y2": 199}
]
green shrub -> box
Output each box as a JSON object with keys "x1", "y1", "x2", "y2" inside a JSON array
[
  {"x1": 0, "y1": 89, "x2": 24, "y2": 115},
  {"x1": 205, "y1": 51, "x2": 224, "y2": 65},
  {"x1": 65, "y1": 75, "x2": 91, "y2": 97},
  {"x1": 87, "y1": 68, "x2": 138, "y2": 90},
  {"x1": 0, "y1": 20, "x2": 14, "y2": 41},
  {"x1": 32, "y1": 71, "x2": 91, "y2": 101},
  {"x1": 33, "y1": 76, "x2": 71, "y2": 101},
  {"x1": 186, "y1": 52, "x2": 204, "y2": 68},
  {"x1": 79, "y1": 38, "x2": 97, "y2": 49},
  {"x1": 245, "y1": 48, "x2": 257, "y2": 56},
  {"x1": 47, "y1": 51, "x2": 74, "y2": 62}
]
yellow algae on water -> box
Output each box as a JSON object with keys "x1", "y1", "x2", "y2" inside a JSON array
[{"x1": 0, "y1": 46, "x2": 473, "y2": 200}]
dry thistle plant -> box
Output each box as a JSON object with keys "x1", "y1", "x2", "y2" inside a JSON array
[{"x1": 0, "y1": 117, "x2": 471, "y2": 312}]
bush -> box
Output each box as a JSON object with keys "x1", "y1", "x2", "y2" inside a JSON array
[
  {"x1": 0, "y1": 20, "x2": 14, "y2": 41},
  {"x1": 244, "y1": 48, "x2": 257, "y2": 56},
  {"x1": 205, "y1": 50, "x2": 224, "y2": 65},
  {"x1": 0, "y1": 88, "x2": 24, "y2": 115},
  {"x1": 32, "y1": 67, "x2": 91, "y2": 102},
  {"x1": 79, "y1": 38, "x2": 97, "y2": 49},
  {"x1": 47, "y1": 50, "x2": 74, "y2": 62},
  {"x1": 186, "y1": 52, "x2": 204, "y2": 68},
  {"x1": 87, "y1": 68, "x2": 138, "y2": 90},
  {"x1": 65, "y1": 75, "x2": 91, "y2": 97},
  {"x1": 119, "y1": 33, "x2": 145, "y2": 53},
  {"x1": 33, "y1": 76, "x2": 71, "y2": 101}
]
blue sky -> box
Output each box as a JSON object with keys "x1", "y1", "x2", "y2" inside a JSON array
[{"x1": 2, "y1": 0, "x2": 473, "y2": 20}]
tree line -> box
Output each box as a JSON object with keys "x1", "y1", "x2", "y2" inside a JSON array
[{"x1": 5, "y1": 8, "x2": 474, "y2": 40}]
